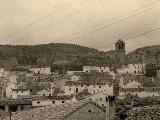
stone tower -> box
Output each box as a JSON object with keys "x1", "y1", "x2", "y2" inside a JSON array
[{"x1": 115, "y1": 39, "x2": 126, "y2": 65}]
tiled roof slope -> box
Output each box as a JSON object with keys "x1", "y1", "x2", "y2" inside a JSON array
[
  {"x1": 126, "y1": 105, "x2": 160, "y2": 120},
  {"x1": 7, "y1": 98, "x2": 104, "y2": 120}
]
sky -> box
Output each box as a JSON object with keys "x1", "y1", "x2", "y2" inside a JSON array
[{"x1": 0, "y1": 0, "x2": 160, "y2": 53}]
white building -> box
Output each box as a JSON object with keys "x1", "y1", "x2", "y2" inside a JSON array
[
  {"x1": 6, "y1": 83, "x2": 16, "y2": 98},
  {"x1": 32, "y1": 95, "x2": 75, "y2": 107},
  {"x1": 64, "y1": 81, "x2": 113, "y2": 96},
  {"x1": 29, "y1": 67, "x2": 51, "y2": 75},
  {"x1": 83, "y1": 66, "x2": 110, "y2": 73},
  {"x1": 117, "y1": 63, "x2": 146, "y2": 75},
  {"x1": 119, "y1": 76, "x2": 142, "y2": 88},
  {"x1": 36, "y1": 89, "x2": 51, "y2": 97},
  {"x1": 11, "y1": 88, "x2": 30, "y2": 99},
  {"x1": 0, "y1": 68, "x2": 9, "y2": 78},
  {"x1": 8, "y1": 75, "x2": 17, "y2": 84}
]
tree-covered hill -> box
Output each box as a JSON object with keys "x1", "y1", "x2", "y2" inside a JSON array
[
  {"x1": 127, "y1": 45, "x2": 160, "y2": 64},
  {"x1": 0, "y1": 43, "x2": 107, "y2": 66}
]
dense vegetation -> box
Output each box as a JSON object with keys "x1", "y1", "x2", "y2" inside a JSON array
[
  {"x1": 127, "y1": 45, "x2": 160, "y2": 64},
  {"x1": 0, "y1": 43, "x2": 106, "y2": 66}
]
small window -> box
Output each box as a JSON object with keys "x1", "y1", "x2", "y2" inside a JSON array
[
  {"x1": 87, "y1": 85, "x2": 89, "y2": 87},
  {"x1": 88, "y1": 109, "x2": 92, "y2": 113},
  {"x1": 16, "y1": 91, "x2": 18, "y2": 93},
  {"x1": 99, "y1": 86, "x2": 101, "y2": 88},
  {"x1": 81, "y1": 85, "x2": 83, "y2": 87},
  {"x1": 52, "y1": 101, "x2": 55, "y2": 104},
  {"x1": 100, "y1": 98, "x2": 102, "y2": 101},
  {"x1": 62, "y1": 101, "x2": 65, "y2": 103},
  {"x1": 37, "y1": 101, "x2": 40, "y2": 104},
  {"x1": 21, "y1": 91, "x2": 23, "y2": 93}
]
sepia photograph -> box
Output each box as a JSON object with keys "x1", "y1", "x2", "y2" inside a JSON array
[{"x1": 0, "y1": 0, "x2": 160, "y2": 119}]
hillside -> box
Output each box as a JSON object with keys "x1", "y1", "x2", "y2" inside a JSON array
[
  {"x1": 0, "y1": 43, "x2": 107, "y2": 66},
  {"x1": 127, "y1": 45, "x2": 160, "y2": 64}
]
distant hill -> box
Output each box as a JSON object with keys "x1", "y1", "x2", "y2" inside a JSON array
[
  {"x1": 0, "y1": 43, "x2": 107, "y2": 66},
  {"x1": 127, "y1": 45, "x2": 160, "y2": 64}
]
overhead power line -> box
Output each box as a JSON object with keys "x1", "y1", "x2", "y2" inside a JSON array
[
  {"x1": 10, "y1": 0, "x2": 103, "y2": 44},
  {"x1": 68, "y1": 3, "x2": 160, "y2": 42},
  {"x1": 55, "y1": 0, "x2": 160, "y2": 42},
  {"x1": 0, "y1": 0, "x2": 78, "y2": 42},
  {"x1": 98, "y1": 26, "x2": 160, "y2": 49}
]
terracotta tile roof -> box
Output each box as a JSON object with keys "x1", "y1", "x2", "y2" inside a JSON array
[
  {"x1": 65, "y1": 80, "x2": 106, "y2": 86},
  {"x1": 120, "y1": 87, "x2": 160, "y2": 92},
  {"x1": 8, "y1": 98, "x2": 105, "y2": 120},
  {"x1": 0, "y1": 98, "x2": 32, "y2": 106},
  {"x1": 126, "y1": 105, "x2": 160, "y2": 120},
  {"x1": 32, "y1": 95, "x2": 74, "y2": 101}
]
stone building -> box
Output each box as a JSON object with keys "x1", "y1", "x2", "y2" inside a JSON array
[
  {"x1": 105, "y1": 39, "x2": 126, "y2": 68},
  {"x1": 0, "y1": 68, "x2": 9, "y2": 78},
  {"x1": 32, "y1": 95, "x2": 75, "y2": 107},
  {"x1": 11, "y1": 88, "x2": 30, "y2": 99},
  {"x1": 83, "y1": 66, "x2": 110, "y2": 73},
  {"x1": 7, "y1": 96, "x2": 116, "y2": 120},
  {"x1": 64, "y1": 81, "x2": 113, "y2": 96},
  {"x1": 116, "y1": 63, "x2": 146, "y2": 75},
  {"x1": 29, "y1": 66, "x2": 51, "y2": 75},
  {"x1": 119, "y1": 88, "x2": 160, "y2": 98}
]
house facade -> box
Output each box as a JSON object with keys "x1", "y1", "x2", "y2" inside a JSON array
[
  {"x1": 36, "y1": 89, "x2": 51, "y2": 97},
  {"x1": 119, "y1": 88, "x2": 160, "y2": 98},
  {"x1": 64, "y1": 81, "x2": 113, "y2": 95},
  {"x1": 32, "y1": 95, "x2": 75, "y2": 107},
  {"x1": 10, "y1": 96, "x2": 116, "y2": 120},
  {"x1": 0, "y1": 68, "x2": 9, "y2": 78},
  {"x1": 11, "y1": 88, "x2": 30, "y2": 99},
  {"x1": 83, "y1": 66, "x2": 110, "y2": 73},
  {"x1": 117, "y1": 63, "x2": 146, "y2": 75},
  {"x1": 29, "y1": 66, "x2": 51, "y2": 75}
]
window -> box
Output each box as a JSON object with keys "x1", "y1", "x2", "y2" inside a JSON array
[
  {"x1": 76, "y1": 88, "x2": 78, "y2": 93},
  {"x1": 87, "y1": 85, "x2": 89, "y2": 87},
  {"x1": 52, "y1": 101, "x2": 55, "y2": 104},
  {"x1": 100, "y1": 98, "x2": 102, "y2": 101},
  {"x1": 99, "y1": 86, "x2": 101, "y2": 88},
  {"x1": 81, "y1": 85, "x2": 83, "y2": 87},
  {"x1": 37, "y1": 101, "x2": 40, "y2": 104},
  {"x1": 62, "y1": 101, "x2": 65, "y2": 103},
  {"x1": 88, "y1": 109, "x2": 92, "y2": 113},
  {"x1": 16, "y1": 91, "x2": 18, "y2": 93}
]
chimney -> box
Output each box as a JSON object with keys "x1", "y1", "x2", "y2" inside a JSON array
[{"x1": 105, "y1": 96, "x2": 116, "y2": 120}]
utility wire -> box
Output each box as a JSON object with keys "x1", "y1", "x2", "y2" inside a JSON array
[
  {"x1": 68, "y1": 3, "x2": 160, "y2": 42},
  {"x1": 98, "y1": 26, "x2": 160, "y2": 49},
  {"x1": 54, "y1": 0, "x2": 160, "y2": 42},
  {"x1": 0, "y1": 0, "x2": 78, "y2": 42},
  {"x1": 10, "y1": 0, "x2": 103, "y2": 44}
]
